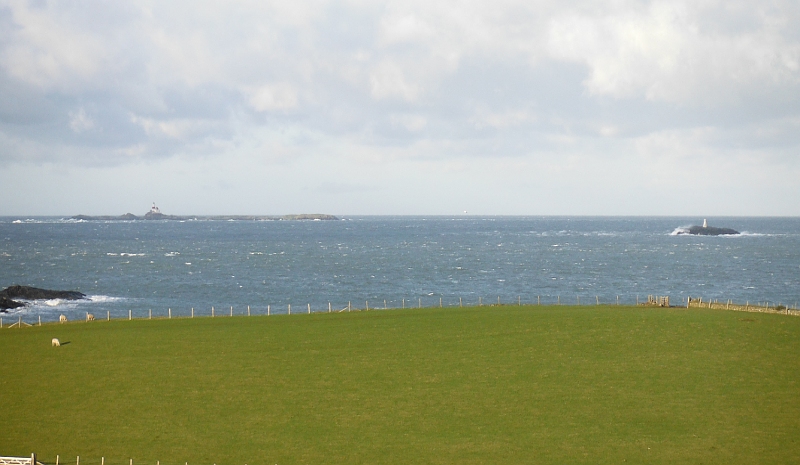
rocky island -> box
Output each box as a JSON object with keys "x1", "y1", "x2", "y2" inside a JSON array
[
  {"x1": 675, "y1": 219, "x2": 740, "y2": 236},
  {"x1": 0, "y1": 285, "x2": 87, "y2": 311},
  {"x1": 72, "y1": 203, "x2": 338, "y2": 222}
]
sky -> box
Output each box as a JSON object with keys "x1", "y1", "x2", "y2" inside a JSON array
[{"x1": 1, "y1": 0, "x2": 799, "y2": 216}]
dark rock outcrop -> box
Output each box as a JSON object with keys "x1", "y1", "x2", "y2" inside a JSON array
[
  {"x1": 0, "y1": 285, "x2": 87, "y2": 311},
  {"x1": 677, "y1": 225, "x2": 740, "y2": 236},
  {"x1": 0, "y1": 296, "x2": 26, "y2": 311}
]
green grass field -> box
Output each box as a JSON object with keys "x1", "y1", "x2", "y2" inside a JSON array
[{"x1": 1, "y1": 305, "x2": 799, "y2": 464}]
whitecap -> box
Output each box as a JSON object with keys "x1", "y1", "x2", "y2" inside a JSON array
[{"x1": 670, "y1": 226, "x2": 692, "y2": 235}]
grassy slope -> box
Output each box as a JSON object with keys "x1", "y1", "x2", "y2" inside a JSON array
[{"x1": 1, "y1": 306, "x2": 799, "y2": 464}]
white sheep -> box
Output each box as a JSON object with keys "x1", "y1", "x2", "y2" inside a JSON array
[
  {"x1": 59, "y1": 314, "x2": 67, "y2": 323},
  {"x1": 52, "y1": 338, "x2": 60, "y2": 347},
  {"x1": 87, "y1": 313, "x2": 95, "y2": 321}
]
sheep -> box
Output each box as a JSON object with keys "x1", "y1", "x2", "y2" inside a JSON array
[
  {"x1": 87, "y1": 313, "x2": 95, "y2": 321},
  {"x1": 59, "y1": 314, "x2": 67, "y2": 323},
  {"x1": 52, "y1": 338, "x2": 60, "y2": 347}
]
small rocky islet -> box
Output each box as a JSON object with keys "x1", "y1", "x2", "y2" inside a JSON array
[{"x1": 675, "y1": 219, "x2": 740, "y2": 236}]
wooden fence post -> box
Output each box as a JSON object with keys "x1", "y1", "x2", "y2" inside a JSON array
[
  {"x1": 212, "y1": 306, "x2": 215, "y2": 317},
  {"x1": 288, "y1": 304, "x2": 291, "y2": 315},
  {"x1": 149, "y1": 309, "x2": 151, "y2": 319},
  {"x1": 440, "y1": 297, "x2": 443, "y2": 308},
  {"x1": 169, "y1": 308, "x2": 171, "y2": 319},
  {"x1": 248, "y1": 305, "x2": 251, "y2": 316},
  {"x1": 308, "y1": 303, "x2": 311, "y2": 314},
  {"x1": 329, "y1": 302, "x2": 332, "y2": 312},
  {"x1": 460, "y1": 297, "x2": 462, "y2": 308},
  {"x1": 192, "y1": 307, "x2": 194, "y2": 318},
  {"x1": 230, "y1": 306, "x2": 233, "y2": 317},
  {"x1": 268, "y1": 305, "x2": 270, "y2": 316},
  {"x1": 129, "y1": 310, "x2": 131, "y2": 320}
]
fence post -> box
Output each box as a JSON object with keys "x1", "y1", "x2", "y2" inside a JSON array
[
  {"x1": 169, "y1": 308, "x2": 171, "y2": 319},
  {"x1": 596, "y1": 296, "x2": 599, "y2": 305},
  {"x1": 230, "y1": 306, "x2": 233, "y2": 317},
  {"x1": 149, "y1": 309, "x2": 152, "y2": 319},
  {"x1": 268, "y1": 305, "x2": 270, "y2": 316},
  {"x1": 39, "y1": 315, "x2": 41, "y2": 326},
  {"x1": 498, "y1": 296, "x2": 500, "y2": 305},
  {"x1": 329, "y1": 302, "x2": 331, "y2": 313},
  {"x1": 538, "y1": 295, "x2": 540, "y2": 305},
  {"x1": 56, "y1": 455, "x2": 59, "y2": 465},
  {"x1": 192, "y1": 307, "x2": 194, "y2": 318},
  {"x1": 519, "y1": 296, "x2": 521, "y2": 306},
  {"x1": 348, "y1": 301, "x2": 351, "y2": 312},
  {"x1": 248, "y1": 305, "x2": 251, "y2": 316},
  {"x1": 557, "y1": 296, "x2": 560, "y2": 305},
  {"x1": 460, "y1": 297, "x2": 462, "y2": 308},
  {"x1": 479, "y1": 297, "x2": 482, "y2": 306},
  {"x1": 366, "y1": 301, "x2": 369, "y2": 311},
  {"x1": 419, "y1": 298, "x2": 421, "y2": 308},
  {"x1": 288, "y1": 304, "x2": 291, "y2": 315},
  {"x1": 308, "y1": 303, "x2": 311, "y2": 314},
  {"x1": 402, "y1": 298, "x2": 405, "y2": 309},
  {"x1": 212, "y1": 306, "x2": 215, "y2": 317},
  {"x1": 107, "y1": 311, "x2": 110, "y2": 321},
  {"x1": 129, "y1": 310, "x2": 131, "y2": 320},
  {"x1": 385, "y1": 299, "x2": 387, "y2": 309}
]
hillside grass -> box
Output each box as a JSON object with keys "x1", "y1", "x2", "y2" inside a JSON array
[{"x1": 1, "y1": 305, "x2": 799, "y2": 464}]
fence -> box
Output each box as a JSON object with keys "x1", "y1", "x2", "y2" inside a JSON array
[
  {"x1": 7, "y1": 456, "x2": 247, "y2": 465},
  {"x1": 2, "y1": 294, "x2": 798, "y2": 328},
  {"x1": 687, "y1": 297, "x2": 800, "y2": 316},
  {"x1": 0, "y1": 455, "x2": 38, "y2": 465}
]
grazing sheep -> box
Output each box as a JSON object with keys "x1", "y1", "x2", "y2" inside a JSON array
[
  {"x1": 52, "y1": 338, "x2": 60, "y2": 347},
  {"x1": 87, "y1": 313, "x2": 95, "y2": 321},
  {"x1": 59, "y1": 314, "x2": 67, "y2": 323}
]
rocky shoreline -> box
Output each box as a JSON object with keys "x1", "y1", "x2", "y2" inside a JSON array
[{"x1": 0, "y1": 285, "x2": 86, "y2": 312}]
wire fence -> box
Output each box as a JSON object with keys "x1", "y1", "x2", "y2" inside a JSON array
[{"x1": 2, "y1": 294, "x2": 798, "y2": 328}]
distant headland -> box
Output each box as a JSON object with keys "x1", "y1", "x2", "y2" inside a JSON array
[{"x1": 71, "y1": 203, "x2": 338, "y2": 222}]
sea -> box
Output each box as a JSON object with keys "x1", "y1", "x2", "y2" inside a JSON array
[{"x1": 1, "y1": 216, "x2": 799, "y2": 324}]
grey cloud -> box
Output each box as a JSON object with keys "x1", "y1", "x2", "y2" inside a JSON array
[{"x1": 0, "y1": 0, "x2": 799, "y2": 170}]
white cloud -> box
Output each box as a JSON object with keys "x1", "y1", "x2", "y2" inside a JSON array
[
  {"x1": 69, "y1": 108, "x2": 94, "y2": 133},
  {"x1": 1, "y1": 0, "x2": 799, "y2": 214},
  {"x1": 246, "y1": 84, "x2": 298, "y2": 111}
]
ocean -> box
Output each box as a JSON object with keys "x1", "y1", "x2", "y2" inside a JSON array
[{"x1": 1, "y1": 216, "x2": 799, "y2": 323}]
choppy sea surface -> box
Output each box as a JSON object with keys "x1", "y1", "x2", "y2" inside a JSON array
[{"x1": 1, "y1": 216, "x2": 799, "y2": 323}]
